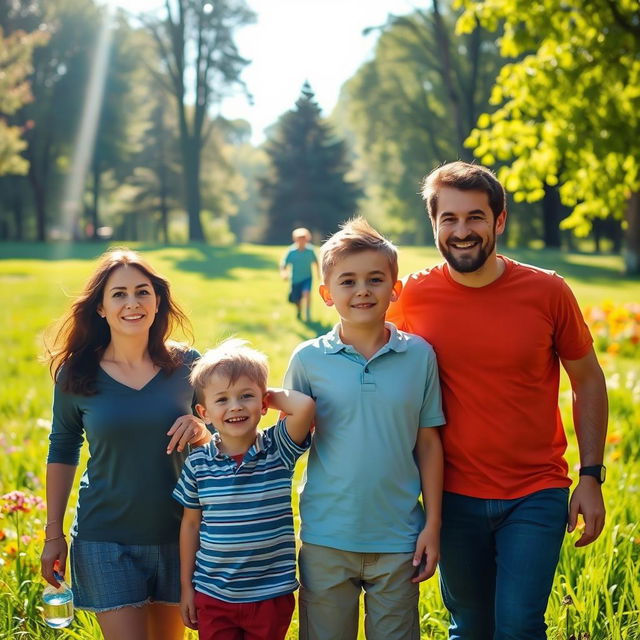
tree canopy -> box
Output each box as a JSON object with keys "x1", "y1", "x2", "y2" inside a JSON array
[
  {"x1": 341, "y1": 1, "x2": 503, "y2": 243},
  {"x1": 460, "y1": 0, "x2": 640, "y2": 271},
  {"x1": 0, "y1": 26, "x2": 48, "y2": 176},
  {"x1": 146, "y1": 0, "x2": 255, "y2": 241},
  {"x1": 262, "y1": 83, "x2": 361, "y2": 244}
]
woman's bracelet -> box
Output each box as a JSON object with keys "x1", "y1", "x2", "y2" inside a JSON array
[
  {"x1": 44, "y1": 533, "x2": 66, "y2": 543},
  {"x1": 45, "y1": 520, "x2": 60, "y2": 528}
]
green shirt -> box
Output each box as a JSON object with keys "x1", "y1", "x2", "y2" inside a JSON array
[{"x1": 47, "y1": 348, "x2": 199, "y2": 544}]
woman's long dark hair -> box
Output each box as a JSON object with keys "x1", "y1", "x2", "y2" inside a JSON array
[{"x1": 47, "y1": 248, "x2": 193, "y2": 395}]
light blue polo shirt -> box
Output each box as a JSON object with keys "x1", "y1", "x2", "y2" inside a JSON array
[{"x1": 284, "y1": 323, "x2": 444, "y2": 553}]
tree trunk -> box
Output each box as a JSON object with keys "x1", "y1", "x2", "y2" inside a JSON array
[
  {"x1": 28, "y1": 165, "x2": 47, "y2": 242},
  {"x1": 12, "y1": 191, "x2": 24, "y2": 241},
  {"x1": 91, "y1": 159, "x2": 101, "y2": 240},
  {"x1": 623, "y1": 191, "x2": 640, "y2": 275},
  {"x1": 156, "y1": 104, "x2": 169, "y2": 244},
  {"x1": 25, "y1": 134, "x2": 53, "y2": 241},
  {"x1": 176, "y1": 96, "x2": 204, "y2": 242},
  {"x1": 182, "y1": 135, "x2": 204, "y2": 241},
  {"x1": 606, "y1": 218, "x2": 623, "y2": 253},
  {"x1": 431, "y1": 0, "x2": 470, "y2": 160},
  {"x1": 541, "y1": 184, "x2": 563, "y2": 248},
  {"x1": 592, "y1": 219, "x2": 602, "y2": 253},
  {"x1": 159, "y1": 176, "x2": 169, "y2": 244}
]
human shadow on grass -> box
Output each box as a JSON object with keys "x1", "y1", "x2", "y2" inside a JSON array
[
  {"x1": 137, "y1": 243, "x2": 277, "y2": 281},
  {"x1": 1, "y1": 242, "x2": 636, "y2": 284},
  {"x1": 507, "y1": 248, "x2": 638, "y2": 283},
  {"x1": 0, "y1": 242, "x2": 114, "y2": 261},
  {"x1": 297, "y1": 319, "x2": 333, "y2": 340},
  {"x1": 0, "y1": 243, "x2": 277, "y2": 281}
]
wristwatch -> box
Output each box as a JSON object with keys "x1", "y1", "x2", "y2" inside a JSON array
[{"x1": 579, "y1": 464, "x2": 606, "y2": 484}]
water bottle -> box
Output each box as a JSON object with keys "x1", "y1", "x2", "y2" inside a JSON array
[{"x1": 42, "y1": 571, "x2": 74, "y2": 628}]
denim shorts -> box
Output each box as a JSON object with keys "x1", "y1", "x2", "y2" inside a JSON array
[
  {"x1": 288, "y1": 277, "x2": 312, "y2": 303},
  {"x1": 70, "y1": 538, "x2": 180, "y2": 612}
]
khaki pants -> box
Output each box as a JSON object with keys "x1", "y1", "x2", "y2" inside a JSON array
[{"x1": 298, "y1": 542, "x2": 420, "y2": 640}]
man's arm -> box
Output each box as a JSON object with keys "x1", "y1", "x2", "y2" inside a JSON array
[
  {"x1": 179, "y1": 507, "x2": 202, "y2": 630},
  {"x1": 412, "y1": 427, "x2": 444, "y2": 583},
  {"x1": 266, "y1": 387, "x2": 315, "y2": 445},
  {"x1": 561, "y1": 348, "x2": 608, "y2": 547}
]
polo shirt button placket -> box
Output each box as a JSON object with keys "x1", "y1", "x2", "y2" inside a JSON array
[{"x1": 361, "y1": 364, "x2": 376, "y2": 392}]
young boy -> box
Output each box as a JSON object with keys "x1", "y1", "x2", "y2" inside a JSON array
[
  {"x1": 284, "y1": 217, "x2": 445, "y2": 640},
  {"x1": 173, "y1": 339, "x2": 315, "y2": 640},
  {"x1": 280, "y1": 227, "x2": 318, "y2": 321}
]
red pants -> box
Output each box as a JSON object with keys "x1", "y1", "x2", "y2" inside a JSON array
[{"x1": 194, "y1": 590, "x2": 295, "y2": 640}]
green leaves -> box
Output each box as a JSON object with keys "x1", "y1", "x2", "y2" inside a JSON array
[
  {"x1": 459, "y1": 0, "x2": 640, "y2": 269},
  {"x1": 0, "y1": 26, "x2": 48, "y2": 176}
]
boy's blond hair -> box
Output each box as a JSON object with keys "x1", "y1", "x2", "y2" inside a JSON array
[
  {"x1": 190, "y1": 338, "x2": 269, "y2": 402},
  {"x1": 319, "y1": 217, "x2": 398, "y2": 283},
  {"x1": 292, "y1": 227, "x2": 311, "y2": 241}
]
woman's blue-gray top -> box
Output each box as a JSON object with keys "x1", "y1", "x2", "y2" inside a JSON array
[{"x1": 47, "y1": 348, "x2": 199, "y2": 544}]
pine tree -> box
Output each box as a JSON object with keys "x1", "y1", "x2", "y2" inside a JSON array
[{"x1": 262, "y1": 82, "x2": 361, "y2": 243}]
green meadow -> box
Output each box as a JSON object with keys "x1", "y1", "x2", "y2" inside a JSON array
[{"x1": 0, "y1": 243, "x2": 638, "y2": 639}]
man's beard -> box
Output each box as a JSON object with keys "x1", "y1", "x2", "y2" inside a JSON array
[{"x1": 438, "y1": 233, "x2": 496, "y2": 273}]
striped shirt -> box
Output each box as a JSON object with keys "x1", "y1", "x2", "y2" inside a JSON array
[{"x1": 173, "y1": 420, "x2": 310, "y2": 603}]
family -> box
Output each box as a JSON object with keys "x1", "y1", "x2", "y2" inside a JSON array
[{"x1": 40, "y1": 162, "x2": 608, "y2": 640}]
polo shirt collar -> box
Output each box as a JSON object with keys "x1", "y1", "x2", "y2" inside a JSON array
[{"x1": 321, "y1": 322, "x2": 408, "y2": 356}]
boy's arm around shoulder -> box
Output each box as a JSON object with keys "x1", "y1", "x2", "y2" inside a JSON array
[
  {"x1": 266, "y1": 387, "x2": 315, "y2": 445},
  {"x1": 412, "y1": 426, "x2": 444, "y2": 584},
  {"x1": 283, "y1": 344, "x2": 314, "y2": 396}
]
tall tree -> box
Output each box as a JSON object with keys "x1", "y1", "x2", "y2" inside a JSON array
[
  {"x1": 2, "y1": 0, "x2": 104, "y2": 241},
  {"x1": 145, "y1": 0, "x2": 255, "y2": 241},
  {"x1": 262, "y1": 83, "x2": 361, "y2": 244},
  {"x1": 0, "y1": 27, "x2": 47, "y2": 177},
  {"x1": 225, "y1": 119, "x2": 270, "y2": 242},
  {"x1": 88, "y1": 12, "x2": 151, "y2": 239},
  {"x1": 460, "y1": 0, "x2": 640, "y2": 272},
  {"x1": 341, "y1": 2, "x2": 504, "y2": 242}
]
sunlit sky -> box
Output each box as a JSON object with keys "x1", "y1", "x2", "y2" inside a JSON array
[{"x1": 106, "y1": 0, "x2": 418, "y2": 144}]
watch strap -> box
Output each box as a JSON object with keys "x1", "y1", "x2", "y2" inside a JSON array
[{"x1": 579, "y1": 464, "x2": 606, "y2": 484}]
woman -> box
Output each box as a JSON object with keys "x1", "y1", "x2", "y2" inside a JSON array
[{"x1": 41, "y1": 248, "x2": 209, "y2": 640}]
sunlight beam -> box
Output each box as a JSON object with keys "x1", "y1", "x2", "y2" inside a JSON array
[{"x1": 56, "y1": 9, "x2": 113, "y2": 256}]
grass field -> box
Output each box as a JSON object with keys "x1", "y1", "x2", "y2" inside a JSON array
[{"x1": 0, "y1": 242, "x2": 638, "y2": 639}]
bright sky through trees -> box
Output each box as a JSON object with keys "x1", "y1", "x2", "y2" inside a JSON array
[{"x1": 105, "y1": 0, "x2": 417, "y2": 144}]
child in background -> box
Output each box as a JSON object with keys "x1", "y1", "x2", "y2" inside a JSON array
[
  {"x1": 280, "y1": 227, "x2": 318, "y2": 321},
  {"x1": 173, "y1": 339, "x2": 314, "y2": 640},
  {"x1": 285, "y1": 217, "x2": 445, "y2": 640}
]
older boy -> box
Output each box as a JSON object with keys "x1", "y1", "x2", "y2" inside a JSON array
[
  {"x1": 387, "y1": 161, "x2": 608, "y2": 639},
  {"x1": 285, "y1": 217, "x2": 445, "y2": 640},
  {"x1": 280, "y1": 227, "x2": 318, "y2": 321},
  {"x1": 173, "y1": 339, "x2": 315, "y2": 640}
]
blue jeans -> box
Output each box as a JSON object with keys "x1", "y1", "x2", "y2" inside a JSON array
[{"x1": 439, "y1": 488, "x2": 569, "y2": 640}]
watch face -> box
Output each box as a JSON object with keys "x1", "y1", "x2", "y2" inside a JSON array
[{"x1": 599, "y1": 466, "x2": 606, "y2": 482}]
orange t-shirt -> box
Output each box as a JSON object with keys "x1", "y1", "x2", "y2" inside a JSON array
[{"x1": 387, "y1": 257, "x2": 593, "y2": 499}]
